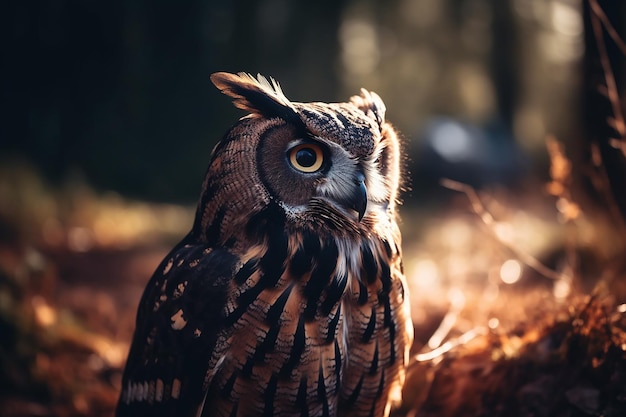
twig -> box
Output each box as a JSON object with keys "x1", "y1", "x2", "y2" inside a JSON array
[
  {"x1": 589, "y1": 0, "x2": 626, "y2": 56},
  {"x1": 427, "y1": 288, "x2": 465, "y2": 350},
  {"x1": 415, "y1": 326, "x2": 488, "y2": 363},
  {"x1": 587, "y1": 142, "x2": 626, "y2": 247},
  {"x1": 589, "y1": 0, "x2": 626, "y2": 153},
  {"x1": 440, "y1": 178, "x2": 571, "y2": 282}
]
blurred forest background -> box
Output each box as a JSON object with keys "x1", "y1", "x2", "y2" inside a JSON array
[
  {"x1": 1, "y1": 0, "x2": 626, "y2": 416},
  {"x1": 4, "y1": 0, "x2": 618, "y2": 201}
]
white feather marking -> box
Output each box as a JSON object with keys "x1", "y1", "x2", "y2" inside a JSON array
[
  {"x1": 255, "y1": 73, "x2": 286, "y2": 99},
  {"x1": 361, "y1": 142, "x2": 391, "y2": 205},
  {"x1": 170, "y1": 309, "x2": 187, "y2": 330},
  {"x1": 136, "y1": 382, "x2": 143, "y2": 401},
  {"x1": 173, "y1": 281, "x2": 187, "y2": 298},
  {"x1": 133, "y1": 382, "x2": 139, "y2": 402},
  {"x1": 163, "y1": 258, "x2": 173, "y2": 275},
  {"x1": 171, "y1": 378, "x2": 182, "y2": 399},
  {"x1": 334, "y1": 237, "x2": 362, "y2": 374},
  {"x1": 156, "y1": 379, "x2": 164, "y2": 402},
  {"x1": 142, "y1": 381, "x2": 150, "y2": 401},
  {"x1": 196, "y1": 353, "x2": 228, "y2": 417},
  {"x1": 236, "y1": 72, "x2": 295, "y2": 111},
  {"x1": 123, "y1": 381, "x2": 131, "y2": 403},
  {"x1": 148, "y1": 380, "x2": 155, "y2": 404},
  {"x1": 207, "y1": 353, "x2": 227, "y2": 382}
]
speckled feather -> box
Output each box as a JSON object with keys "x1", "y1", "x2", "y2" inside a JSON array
[{"x1": 116, "y1": 72, "x2": 413, "y2": 417}]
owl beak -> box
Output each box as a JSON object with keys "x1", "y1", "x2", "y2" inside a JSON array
[{"x1": 351, "y1": 174, "x2": 368, "y2": 221}]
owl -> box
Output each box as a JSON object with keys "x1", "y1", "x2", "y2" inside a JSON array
[{"x1": 116, "y1": 72, "x2": 413, "y2": 417}]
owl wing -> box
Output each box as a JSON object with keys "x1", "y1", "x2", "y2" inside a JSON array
[{"x1": 116, "y1": 234, "x2": 237, "y2": 417}]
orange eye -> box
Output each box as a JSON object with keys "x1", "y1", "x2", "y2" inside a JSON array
[{"x1": 288, "y1": 143, "x2": 324, "y2": 173}]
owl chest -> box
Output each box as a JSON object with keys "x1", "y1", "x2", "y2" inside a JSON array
[
  {"x1": 202, "y1": 233, "x2": 404, "y2": 417},
  {"x1": 203, "y1": 244, "x2": 350, "y2": 416},
  {"x1": 207, "y1": 294, "x2": 344, "y2": 416}
]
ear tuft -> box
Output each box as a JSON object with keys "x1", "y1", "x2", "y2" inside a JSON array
[
  {"x1": 350, "y1": 88, "x2": 386, "y2": 127},
  {"x1": 211, "y1": 72, "x2": 300, "y2": 124}
]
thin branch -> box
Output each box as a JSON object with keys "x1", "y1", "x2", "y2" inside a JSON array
[
  {"x1": 587, "y1": 142, "x2": 626, "y2": 247},
  {"x1": 426, "y1": 289, "x2": 465, "y2": 350},
  {"x1": 589, "y1": 0, "x2": 626, "y2": 152},
  {"x1": 440, "y1": 179, "x2": 571, "y2": 282},
  {"x1": 589, "y1": 0, "x2": 626, "y2": 55},
  {"x1": 414, "y1": 327, "x2": 488, "y2": 363}
]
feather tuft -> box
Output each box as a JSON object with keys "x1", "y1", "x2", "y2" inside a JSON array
[
  {"x1": 210, "y1": 72, "x2": 301, "y2": 125},
  {"x1": 350, "y1": 88, "x2": 386, "y2": 127}
]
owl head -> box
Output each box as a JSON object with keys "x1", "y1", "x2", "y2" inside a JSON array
[{"x1": 194, "y1": 72, "x2": 402, "y2": 244}]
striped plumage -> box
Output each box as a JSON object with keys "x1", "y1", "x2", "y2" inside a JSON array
[{"x1": 116, "y1": 72, "x2": 413, "y2": 417}]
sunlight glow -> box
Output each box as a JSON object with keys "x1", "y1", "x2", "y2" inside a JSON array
[
  {"x1": 500, "y1": 259, "x2": 522, "y2": 284},
  {"x1": 493, "y1": 222, "x2": 515, "y2": 244},
  {"x1": 483, "y1": 282, "x2": 500, "y2": 303},
  {"x1": 67, "y1": 227, "x2": 95, "y2": 252},
  {"x1": 412, "y1": 258, "x2": 440, "y2": 289},
  {"x1": 540, "y1": 1, "x2": 583, "y2": 63},
  {"x1": 426, "y1": 288, "x2": 465, "y2": 350},
  {"x1": 430, "y1": 121, "x2": 473, "y2": 163},
  {"x1": 32, "y1": 296, "x2": 57, "y2": 327},
  {"x1": 551, "y1": 1, "x2": 582, "y2": 37},
  {"x1": 448, "y1": 287, "x2": 466, "y2": 310},
  {"x1": 441, "y1": 219, "x2": 472, "y2": 249},
  {"x1": 553, "y1": 278, "x2": 571, "y2": 299}
]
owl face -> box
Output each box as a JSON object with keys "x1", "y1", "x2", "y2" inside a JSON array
[
  {"x1": 197, "y1": 73, "x2": 401, "y2": 243},
  {"x1": 255, "y1": 121, "x2": 368, "y2": 220}
]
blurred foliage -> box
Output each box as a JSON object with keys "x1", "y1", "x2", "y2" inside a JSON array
[{"x1": 0, "y1": 159, "x2": 194, "y2": 250}]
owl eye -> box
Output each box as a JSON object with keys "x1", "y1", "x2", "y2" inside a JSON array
[{"x1": 288, "y1": 143, "x2": 324, "y2": 173}]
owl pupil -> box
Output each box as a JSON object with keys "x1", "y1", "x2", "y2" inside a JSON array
[{"x1": 295, "y1": 148, "x2": 317, "y2": 167}]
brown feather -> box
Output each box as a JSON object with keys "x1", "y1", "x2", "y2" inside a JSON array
[{"x1": 210, "y1": 72, "x2": 302, "y2": 126}]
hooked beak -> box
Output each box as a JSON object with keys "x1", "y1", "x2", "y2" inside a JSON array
[{"x1": 349, "y1": 173, "x2": 368, "y2": 221}]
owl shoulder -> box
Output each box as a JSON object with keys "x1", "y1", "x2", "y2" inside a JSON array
[{"x1": 117, "y1": 236, "x2": 239, "y2": 416}]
